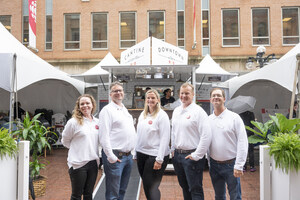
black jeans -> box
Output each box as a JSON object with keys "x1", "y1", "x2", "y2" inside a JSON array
[
  {"x1": 68, "y1": 160, "x2": 98, "y2": 200},
  {"x1": 136, "y1": 152, "x2": 169, "y2": 200}
]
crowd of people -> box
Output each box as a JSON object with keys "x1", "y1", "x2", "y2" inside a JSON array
[{"x1": 61, "y1": 81, "x2": 249, "y2": 200}]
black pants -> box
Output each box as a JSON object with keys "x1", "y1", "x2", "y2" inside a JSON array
[
  {"x1": 136, "y1": 152, "x2": 169, "y2": 200},
  {"x1": 68, "y1": 160, "x2": 98, "y2": 200}
]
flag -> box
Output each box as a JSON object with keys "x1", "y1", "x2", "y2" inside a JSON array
[
  {"x1": 192, "y1": 0, "x2": 197, "y2": 48},
  {"x1": 29, "y1": 0, "x2": 37, "y2": 48}
]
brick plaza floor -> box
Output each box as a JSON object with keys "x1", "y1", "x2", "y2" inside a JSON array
[{"x1": 37, "y1": 148, "x2": 259, "y2": 200}]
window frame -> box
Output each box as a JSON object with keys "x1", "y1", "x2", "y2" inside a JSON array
[
  {"x1": 119, "y1": 11, "x2": 137, "y2": 49},
  {"x1": 251, "y1": 7, "x2": 270, "y2": 46},
  {"x1": 92, "y1": 12, "x2": 109, "y2": 50},
  {"x1": 148, "y1": 10, "x2": 165, "y2": 41},
  {"x1": 64, "y1": 13, "x2": 80, "y2": 51},
  {"x1": 221, "y1": 8, "x2": 240, "y2": 47},
  {"x1": 0, "y1": 15, "x2": 12, "y2": 32},
  {"x1": 281, "y1": 7, "x2": 300, "y2": 46}
]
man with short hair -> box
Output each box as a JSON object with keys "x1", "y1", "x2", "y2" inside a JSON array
[
  {"x1": 98, "y1": 82, "x2": 136, "y2": 200},
  {"x1": 171, "y1": 83, "x2": 212, "y2": 200},
  {"x1": 208, "y1": 88, "x2": 248, "y2": 200}
]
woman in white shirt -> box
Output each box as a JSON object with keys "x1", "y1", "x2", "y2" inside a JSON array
[
  {"x1": 135, "y1": 89, "x2": 170, "y2": 200},
  {"x1": 62, "y1": 94, "x2": 100, "y2": 200}
]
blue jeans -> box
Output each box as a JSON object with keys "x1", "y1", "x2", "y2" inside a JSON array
[
  {"x1": 209, "y1": 158, "x2": 242, "y2": 200},
  {"x1": 172, "y1": 151, "x2": 205, "y2": 200},
  {"x1": 102, "y1": 150, "x2": 133, "y2": 200}
]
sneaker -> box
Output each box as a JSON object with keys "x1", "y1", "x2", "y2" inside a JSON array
[{"x1": 250, "y1": 167, "x2": 256, "y2": 172}]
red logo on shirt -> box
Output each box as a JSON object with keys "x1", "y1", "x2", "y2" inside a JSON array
[
  {"x1": 95, "y1": 125, "x2": 99, "y2": 130},
  {"x1": 186, "y1": 115, "x2": 190, "y2": 119},
  {"x1": 148, "y1": 120, "x2": 153, "y2": 125}
]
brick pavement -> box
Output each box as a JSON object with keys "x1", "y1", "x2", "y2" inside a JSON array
[{"x1": 37, "y1": 148, "x2": 259, "y2": 200}]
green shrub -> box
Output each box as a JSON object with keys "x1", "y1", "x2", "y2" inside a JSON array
[{"x1": 0, "y1": 127, "x2": 18, "y2": 159}]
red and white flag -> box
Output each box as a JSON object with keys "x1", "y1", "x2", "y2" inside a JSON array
[
  {"x1": 29, "y1": 0, "x2": 37, "y2": 48},
  {"x1": 193, "y1": 0, "x2": 197, "y2": 48}
]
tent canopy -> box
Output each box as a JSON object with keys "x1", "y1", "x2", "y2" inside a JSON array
[
  {"x1": 0, "y1": 23, "x2": 84, "y2": 114},
  {"x1": 71, "y1": 52, "x2": 114, "y2": 84},
  {"x1": 227, "y1": 43, "x2": 300, "y2": 98}
]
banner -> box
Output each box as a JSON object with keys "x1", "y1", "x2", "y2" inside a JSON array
[
  {"x1": 29, "y1": 0, "x2": 37, "y2": 48},
  {"x1": 120, "y1": 37, "x2": 150, "y2": 65},
  {"x1": 152, "y1": 37, "x2": 188, "y2": 65}
]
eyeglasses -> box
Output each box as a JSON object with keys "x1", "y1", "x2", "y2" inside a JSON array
[{"x1": 111, "y1": 89, "x2": 123, "y2": 93}]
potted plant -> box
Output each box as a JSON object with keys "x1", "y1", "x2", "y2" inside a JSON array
[
  {"x1": 13, "y1": 112, "x2": 54, "y2": 198},
  {"x1": 0, "y1": 127, "x2": 18, "y2": 200},
  {"x1": 246, "y1": 113, "x2": 300, "y2": 200}
]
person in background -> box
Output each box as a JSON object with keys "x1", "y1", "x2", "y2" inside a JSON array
[
  {"x1": 286, "y1": 101, "x2": 298, "y2": 119},
  {"x1": 239, "y1": 111, "x2": 256, "y2": 172},
  {"x1": 141, "y1": 87, "x2": 151, "y2": 100},
  {"x1": 98, "y1": 82, "x2": 136, "y2": 200},
  {"x1": 171, "y1": 83, "x2": 212, "y2": 200},
  {"x1": 208, "y1": 88, "x2": 248, "y2": 200},
  {"x1": 13, "y1": 101, "x2": 25, "y2": 120},
  {"x1": 62, "y1": 94, "x2": 100, "y2": 200},
  {"x1": 135, "y1": 89, "x2": 170, "y2": 200},
  {"x1": 161, "y1": 88, "x2": 175, "y2": 106},
  {"x1": 170, "y1": 89, "x2": 182, "y2": 110}
]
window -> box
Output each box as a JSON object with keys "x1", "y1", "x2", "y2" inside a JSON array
[
  {"x1": 202, "y1": 10, "x2": 209, "y2": 47},
  {"x1": 23, "y1": 16, "x2": 29, "y2": 45},
  {"x1": 120, "y1": 12, "x2": 136, "y2": 49},
  {"x1": 177, "y1": 0, "x2": 185, "y2": 48},
  {"x1": 0, "y1": 15, "x2": 11, "y2": 32},
  {"x1": 282, "y1": 7, "x2": 299, "y2": 45},
  {"x1": 252, "y1": 8, "x2": 270, "y2": 45},
  {"x1": 222, "y1": 9, "x2": 239, "y2": 46},
  {"x1": 92, "y1": 13, "x2": 108, "y2": 49},
  {"x1": 64, "y1": 14, "x2": 80, "y2": 50},
  {"x1": 149, "y1": 11, "x2": 165, "y2": 41},
  {"x1": 22, "y1": 0, "x2": 29, "y2": 45},
  {"x1": 45, "y1": 0, "x2": 52, "y2": 50}
]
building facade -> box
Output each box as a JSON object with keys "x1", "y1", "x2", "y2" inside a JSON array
[{"x1": 0, "y1": 0, "x2": 299, "y2": 74}]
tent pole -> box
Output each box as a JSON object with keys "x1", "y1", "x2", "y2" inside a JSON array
[
  {"x1": 289, "y1": 54, "x2": 300, "y2": 119},
  {"x1": 9, "y1": 54, "x2": 17, "y2": 133}
]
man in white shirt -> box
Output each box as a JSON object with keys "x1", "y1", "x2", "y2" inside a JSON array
[
  {"x1": 208, "y1": 88, "x2": 248, "y2": 200},
  {"x1": 98, "y1": 82, "x2": 136, "y2": 200},
  {"x1": 171, "y1": 83, "x2": 212, "y2": 200}
]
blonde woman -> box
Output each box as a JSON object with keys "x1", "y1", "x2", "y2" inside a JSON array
[
  {"x1": 135, "y1": 89, "x2": 170, "y2": 200},
  {"x1": 62, "y1": 94, "x2": 100, "y2": 200}
]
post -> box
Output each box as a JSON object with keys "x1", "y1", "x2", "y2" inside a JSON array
[
  {"x1": 260, "y1": 145, "x2": 271, "y2": 200},
  {"x1": 289, "y1": 54, "x2": 300, "y2": 119},
  {"x1": 18, "y1": 141, "x2": 30, "y2": 200}
]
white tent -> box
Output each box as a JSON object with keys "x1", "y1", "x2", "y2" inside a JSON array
[
  {"x1": 0, "y1": 23, "x2": 84, "y2": 114},
  {"x1": 71, "y1": 52, "x2": 114, "y2": 84},
  {"x1": 224, "y1": 43, "x2": 300, "y2": 121}
]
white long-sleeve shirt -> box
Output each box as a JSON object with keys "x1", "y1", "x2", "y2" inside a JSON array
[
  {"x1": 136, "y1": 109, "x2": 170, "y2": 164},
  {"x1": 98, "y1": 102, "x2": 136, "y2": 163},
  {"x1": 208, "y1": 108, "x2": 248, "y2": 171},
  {"x1": 62, "y1": 117, "x2": 100, "y2": 169},
  {"x1": 171, "y1": 102, "x2": 212, "y2": 161}
]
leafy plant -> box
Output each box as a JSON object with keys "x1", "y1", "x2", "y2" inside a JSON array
[
  {"x1": 13, "y1": 112, "x2": 54, "y2": 179},
  {"x1": 269, "y1": 133, "x2": 300, "y2": 173},
  {"x1": 0, "y1": 127, "x2": 18, "y2": 159},
  {"x1": 246, "y1": 113, "x2": 300, "y2": 144}
]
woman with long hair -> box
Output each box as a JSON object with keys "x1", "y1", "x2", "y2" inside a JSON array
[
  {"x1": 135, "y1": 89, "x2": 170, "y2": 200},
  {"x1": 62, "y1": 94, "x2": 100, "y2": 200}
]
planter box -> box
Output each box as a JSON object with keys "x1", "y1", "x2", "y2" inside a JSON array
[
  {"x1": 260, "y1": 145, "x2": 300, "y2": 200},
  {"x1": 0, "y1": 156, "x2": 17, "y2": 200},
  {"x1": 271, "y1": 158, "x2": 300, "y2": 200}
]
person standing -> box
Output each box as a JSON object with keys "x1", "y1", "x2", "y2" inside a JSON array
[
  {"x1": 161, "y1": 88, "x2": 175, "y2": 106},
  {"x1": 208, "y1": 88, "x2": 248, "y2": 200},
  {"x1": 239, "y1": 111, "x2": 256, "y2": 172},
  {"x1": 135, "y1": 89, "x2": 170, "y2": 200},
  {"x1": 171, "y1": 83, "x2": 212, "y2": 200},
  {"x1": 98, "y1": 82, "x2": 136, "y2": 200},
  {"x1": 62, "y1": 94, "x2": 100, "y2": 200}
]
